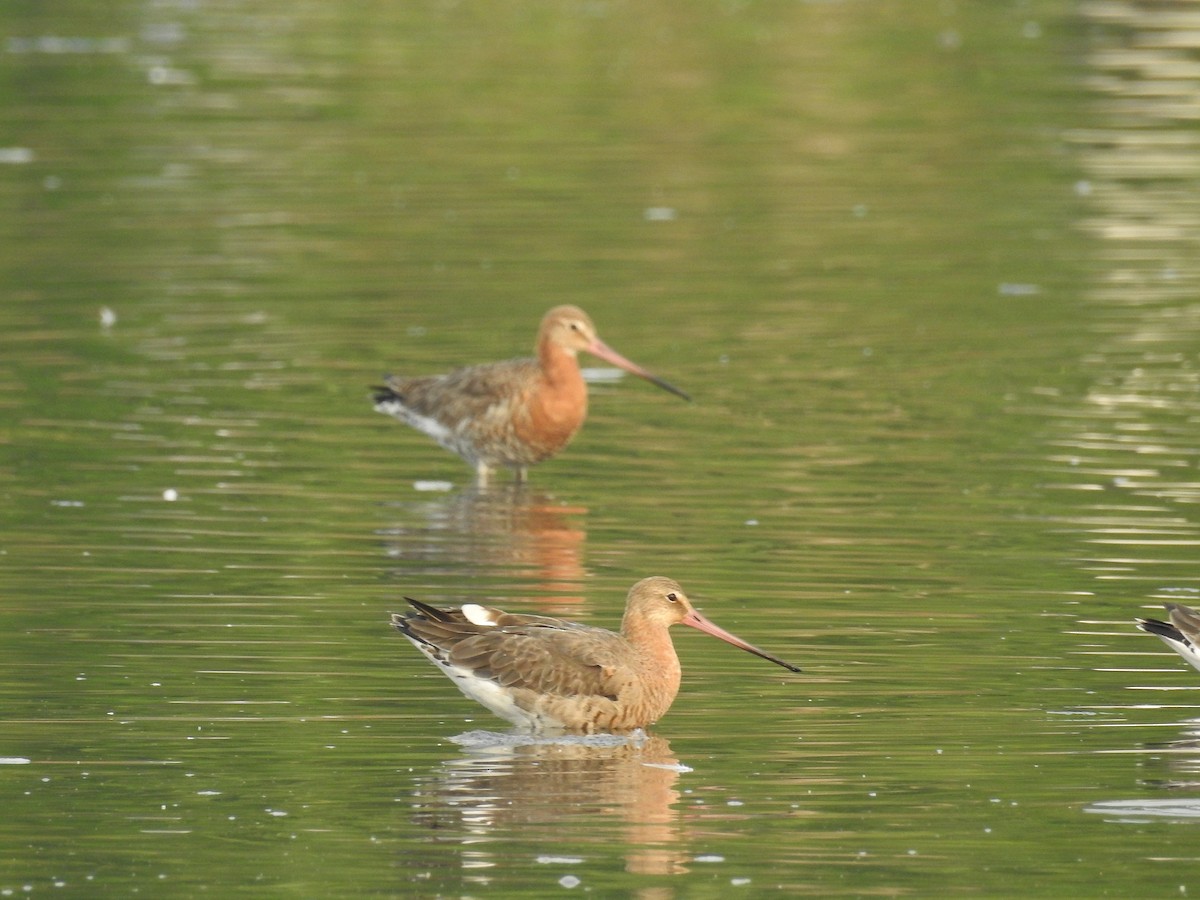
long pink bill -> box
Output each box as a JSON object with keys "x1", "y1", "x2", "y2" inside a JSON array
[
  {"x1": 683, "y1": 609, "x2": 802, "y2": 673},
  {"x1": 588, "y1": 338, "x2": 691, "y2": 402}
]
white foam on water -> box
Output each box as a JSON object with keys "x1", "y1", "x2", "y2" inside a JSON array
[{"x1": 450, "y1": 729, "x2": 648, "y2": 751}]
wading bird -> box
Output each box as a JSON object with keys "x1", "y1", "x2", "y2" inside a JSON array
[
  {"x1": 373, "y1": 306, "x2": 689, "y2": 483},
  {"x1": 391, "y1": 576, "x2": 801, "y2": 734}
]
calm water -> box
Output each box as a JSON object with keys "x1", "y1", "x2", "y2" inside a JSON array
[{"x1": 4, "y1": 0, "x2": 1200, "y2": 895}]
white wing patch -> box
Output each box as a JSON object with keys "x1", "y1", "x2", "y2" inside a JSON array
[{"x1": 461, "y1": 604, "x2": 498, "y2": 626}]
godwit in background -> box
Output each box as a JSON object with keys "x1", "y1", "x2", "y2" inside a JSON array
[
  {"x1": 372, "y1": 305, "x2": 689, "y2": 483},
  {"x1": 1136, "y1": 602, "x2": 1200, "y2": 672},
  {"x1": 391, "y1": 576, "x2": 801, "y2": 734}
]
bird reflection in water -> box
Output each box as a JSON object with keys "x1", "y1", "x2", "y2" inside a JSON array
[
  {"x1": 410, "y1": 731, "x2": 690, "y2": 877},
  {"x1": 379, "y1": 483, "x2": 588, "y2": 611},
  {"x1": 1127, "y1": 717, "x2": 1200, "y2": 793}
]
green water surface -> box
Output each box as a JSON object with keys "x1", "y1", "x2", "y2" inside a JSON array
[{"x1": 3, "y1": 0, "x2": 1200, "y2": 895}]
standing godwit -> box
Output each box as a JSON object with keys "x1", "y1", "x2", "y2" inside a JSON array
[
  {"x1": 1136, "y1": 602, "x2": 1200, "y2": 672},
  {"x1": 372, "y1": 305, "x2": 689, "y2": 483},
  {"x1": 391, "y1": 576, "x2": 801, "y2": 734}
]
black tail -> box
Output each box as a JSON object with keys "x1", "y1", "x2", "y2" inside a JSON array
[
  {"x1": 403, "y1": 596, "x2": 453, "y2": 622},
  {"x1": 1135, "y1": 617, "x2": 1183, "y2": 643},
  {"x1": 372, "y1": 383, "x2": 402, "y2": 406}
]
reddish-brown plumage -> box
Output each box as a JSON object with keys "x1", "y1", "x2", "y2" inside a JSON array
[
  {"x1": 392, "y1": 576, "x2": 801, "y2": 734},
  {"x1": 373, "y1": 306, "x2": 688, "y2": 483}
]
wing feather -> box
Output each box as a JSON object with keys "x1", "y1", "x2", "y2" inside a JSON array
[
  {"x1": 448, "y1": 627, "x2": 628, "y2": 700},
  {"x1": 381, "y1": 359, "x2": 539, "y2": 421}
]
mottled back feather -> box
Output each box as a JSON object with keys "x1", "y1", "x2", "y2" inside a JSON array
[{"x1": 394, "y1": 598, "x2": 630, "y2": 700}]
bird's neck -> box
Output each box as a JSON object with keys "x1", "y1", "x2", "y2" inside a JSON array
[
  {"x1": 538, "y1": 341, "x2": 583, "y2": 388},
  {"x1": 622, "y1": 616, "x2": 682, "y2": 679}
]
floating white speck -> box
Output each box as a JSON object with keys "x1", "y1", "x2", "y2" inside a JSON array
[
  {"x1": 1086, "y1": 799, "x2": 1200, "y2": 819},
  {"x1": 998, "y1": 282, "x2": 1039, "y2": 296},
  {"x1": 0, "y1": 757, "x2": 31, "y2": 765},
  {"x1": 413, "y1": 480, "x2": 453, "y2": 492},
  {"x1": 558, "y1": 875, "x2": 581, "y2": 888},
  {"x1": 162, "y1": 488, "x2": 178, "y2": 502},
  {"x1": 0, "y1": 147, "x2": 34, "y2": 164},
  {"x1": 731, "y1": 877, "x2": 752, "y2": 886},
  {"x1": 51, "y1": 499, "x2": 84, "y2": 507},
  {"x1": 147, "y1": 65, "x2": 195, "y2": 86},
  {"x1": 6, "y1": 36, "x2": 130, "y2": 55},
  {"x1": 643, "y1": 206, "x2": 677, "y2": 221},
  {"x1": 536, "y1": 856, "x2": 585, "y2": 865},
  {"x1": 642, "y1": 761, "x2": 694, "y2": 773},
  {"x1": 99, "y1": 307, "x2": 117, "y2": 328},
  {"x1": 695, "y1": 855, "x2": 725, "y2": 863}
]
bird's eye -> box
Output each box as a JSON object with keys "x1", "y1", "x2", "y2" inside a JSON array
[{"x1": 666, "y1": 593, "x2": 678, "y2": 603}]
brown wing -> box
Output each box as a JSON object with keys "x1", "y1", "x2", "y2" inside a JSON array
[
  {"x1": 378, "y1": 359, "x2": 539, "y2": 423},
  {"x1": 1168, "y1": 603, "x2": 1200, "y2": 644},
  {"x1": 447, "y1": 627, "x2": 631, "y2": 701},
  {"x1": 394, "y1": 599, "x2": 629, "y2": 701}
]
